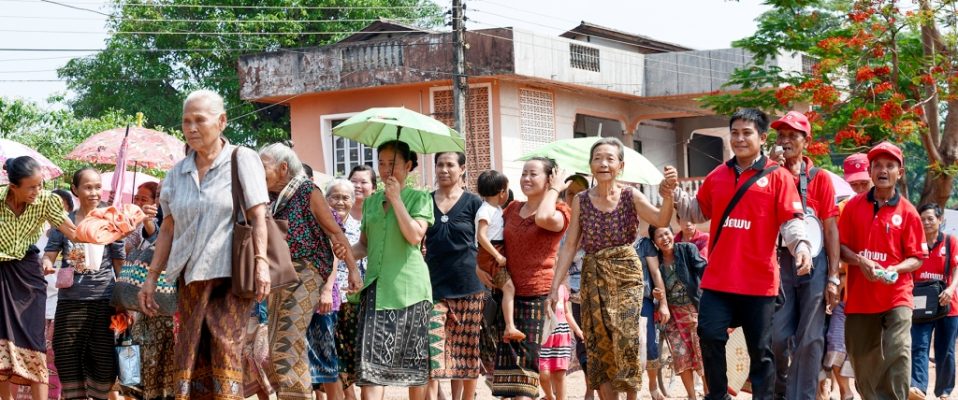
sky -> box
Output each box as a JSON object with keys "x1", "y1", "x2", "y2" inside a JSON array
[{"x1": 0, "y1": 0, "x2": 770, "y2": 103}]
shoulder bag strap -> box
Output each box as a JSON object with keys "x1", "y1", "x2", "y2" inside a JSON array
[
  {"x1": 230, "y1": 147, "x2": 247, "y2": 225},
  {"x1": 947, "y1": 235, "x2": 953, "y2": 281},
  {"x1": 710, "y1": 165, "x2": 779, "y2": 253}
]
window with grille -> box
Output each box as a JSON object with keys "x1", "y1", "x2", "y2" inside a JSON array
[
  {"x1": 570, "y1": 43, "x2": 600, "y2": 72},
  {"x1": 519, "y1": 88, "x2": 555, "y2": 153},
  {"x1": 331, "y1": 119, "x2": 376, "y2": 177},
  {"x1": 802, "y1": 54, "x2": 818, "y2": 75}
]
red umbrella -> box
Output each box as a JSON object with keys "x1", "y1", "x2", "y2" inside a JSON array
[{"x1": 66, "y1": 126, "x2": 185, "y2": 170}]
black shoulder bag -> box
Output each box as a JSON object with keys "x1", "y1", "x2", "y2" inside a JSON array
[
  {"x1": 914, "y1": 235, "x2": 953, "y2": 323},
  {"x1": 710, "y1": 165, "x2": 780, "y2": 253}
]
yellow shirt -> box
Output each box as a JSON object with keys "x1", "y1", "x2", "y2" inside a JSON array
[{"x1": 0, "y1": 186, "x2": 67, "y2": 261}]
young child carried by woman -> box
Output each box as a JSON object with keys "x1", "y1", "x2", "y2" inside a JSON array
[{"x1": 475, "y1": 170, "x2": 524, "y2": 342}]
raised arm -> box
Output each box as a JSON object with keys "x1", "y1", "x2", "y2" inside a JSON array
[{"x1": 632, "y1": 186, "x2": 673, "y2": 228}]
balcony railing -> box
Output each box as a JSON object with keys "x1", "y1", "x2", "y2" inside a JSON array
[{"x1": 640, "y1": 176, "x2": 706, "y2": 206}]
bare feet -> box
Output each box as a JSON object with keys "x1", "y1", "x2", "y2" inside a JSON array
[{"x1": 503, "y1": 326, "x2": 526, "y2": 342}]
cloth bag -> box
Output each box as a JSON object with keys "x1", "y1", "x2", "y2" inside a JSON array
[
  {"x1": 229, "y1": 147, "x2": 298, "y2": 299},
  {"x1": 55, "y1": 267, "x2": 74, "y2": 289},
  {"x1": 111, "y1": 238, "x2": 178, "y2": 316},
  {"x1": 116, "y1": 331, "x2": 142, "y2": 387}
]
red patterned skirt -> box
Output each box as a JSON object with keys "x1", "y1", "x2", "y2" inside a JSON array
[{"x1": 428, "y1": 293, "x2": 485, "y2": 380}]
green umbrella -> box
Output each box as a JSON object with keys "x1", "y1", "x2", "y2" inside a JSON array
[
  {"x1": 517, "y1": 136, "x2": 664, "y2": 185},
  {"x1": 332, "y1": 107, "x2": 466, "y2": 154}
]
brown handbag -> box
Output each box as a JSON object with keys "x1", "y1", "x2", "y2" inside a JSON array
[{"x1": 230, "y1": 147, "x2": 299, "y2": 299}]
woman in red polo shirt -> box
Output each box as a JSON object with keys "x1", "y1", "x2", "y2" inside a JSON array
[{"x1": 909, "y1": 203, "x2": 958, "y2": 400}]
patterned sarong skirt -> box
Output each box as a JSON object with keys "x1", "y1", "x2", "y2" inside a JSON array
[{"x1": 581, "y1": 244, "x2": 645, "y2": 392}]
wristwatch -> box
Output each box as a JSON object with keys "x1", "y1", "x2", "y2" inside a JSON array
[{"x1": 827, "y1": 276, "x2": 841, "y2": 286}]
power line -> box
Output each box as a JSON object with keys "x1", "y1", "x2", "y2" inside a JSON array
[
  {"x1": 0, "y1": 15, "x2": 426, "y2": 24},
  {"x1": 0, "y1": 29, "x2": 440, "y2": 35},
  {"x1": 8, "y1": 0, "x2": 429, "y2": 10}
]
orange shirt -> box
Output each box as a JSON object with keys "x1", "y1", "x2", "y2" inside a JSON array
[{"x1": 503, "y1": 201, "x2": 571, "y2": 297}]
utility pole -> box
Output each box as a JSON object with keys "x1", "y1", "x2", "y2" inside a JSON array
[{"x1": 451, "y1": 0, "x2": 468, "y2": 136}]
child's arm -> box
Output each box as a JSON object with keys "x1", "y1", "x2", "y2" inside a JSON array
[
  {"x1": 566, "y1": 297, "x2": 583, "y2": 340},
  {"x1": 477, "y1": 219, "x2": 506, "y2": 266}
]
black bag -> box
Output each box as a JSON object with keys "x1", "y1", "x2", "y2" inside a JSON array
[{"x1": 913, "y1": 236, "x2": 952, "y2": 323}]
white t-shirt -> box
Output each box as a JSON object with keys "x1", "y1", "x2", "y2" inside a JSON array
[{"x1": 475, "y1": 201, "x2": 504, "y2": 242}]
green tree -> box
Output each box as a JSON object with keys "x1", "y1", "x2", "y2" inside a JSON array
[
  {"x1": 703, "y1": 0, "x2": 958, "y2": 207},
  {"x1": 1, "y1": 97, "x2": 157, "y2": 187},
  {"x1": 58, "y1": 0, "x2": 443, "y2": 146}
]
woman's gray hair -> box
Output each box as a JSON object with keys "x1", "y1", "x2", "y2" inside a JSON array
[
  {"x1": 259, "y1": 142, "x2": 304, "y2": 178},
  {"x1": 326, "y1": 178, "x2": 355, "y2": 196},
  {"x1": 183, "y1": 89, "x2": 226, "y2": 115}
]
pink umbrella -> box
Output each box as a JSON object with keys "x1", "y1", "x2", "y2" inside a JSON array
[
  {"x1": 0, "y1": 138, "x2": 63, "y2": 184},
  {"x1": 110, "y1": 128, "x2": 131, "y2": 206},
  {"x1": 826, "y1": 169, "x2": 855, "y2": 201},
  {"x1": 66, "y1": 126, "x2": 185, "y2": 170},
  {"x1": 101, "y1": 171, "x2": 159, "y2": 206}
]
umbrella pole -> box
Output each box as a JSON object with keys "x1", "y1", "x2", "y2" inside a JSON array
[{"x1": 131, "y1": 162, "x2": 138, "y2": 204}]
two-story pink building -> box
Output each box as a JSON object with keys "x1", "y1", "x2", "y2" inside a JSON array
[{"x1": 238, "y1": 20, "x2": 806, "y2": 200}]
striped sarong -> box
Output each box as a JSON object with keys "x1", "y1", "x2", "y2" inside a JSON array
[{"x1": 52, "y1": 299, "x2": 117, "y2": 400}]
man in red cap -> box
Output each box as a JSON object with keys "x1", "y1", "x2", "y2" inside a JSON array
[
  {"x1": 842, "y1": 153, "x2": 872, "y2": 196},
  {"x1": 839, "y1": 141, "x2": 927, "y2": 399},
  {"x1": 673, "y1": 108, "x2": 811, "y2": 400},
  {"x1": 767, "y1": 111, "x2": 840, "y2": 400},
  {"x1": 818, "y1": 153, "x2": 874, "y2": 400}
]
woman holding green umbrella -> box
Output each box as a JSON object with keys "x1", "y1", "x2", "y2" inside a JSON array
[
  {"x1": 349, "y1": 140, "x2": 434, "y2": 400},
  {"x1": 548, "y1": 137, "x2": 677, "y2": 400}
]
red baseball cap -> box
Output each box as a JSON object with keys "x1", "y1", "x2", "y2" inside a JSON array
[
  {"x1": 842, "y1": 153, "x2": 870, "y2": 183},
  {"x1": 771, "y1": 111, "x2": 812, "y2": 137},
  {"x1": 867, "y1": 141, "x2": 904, "y2": 167}
]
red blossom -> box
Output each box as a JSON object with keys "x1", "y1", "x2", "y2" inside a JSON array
[
  {"x1": 775, "y1": 85, "x2": 799, "y2": 106},
  {"x1": 878, "y1": 101, "x2": 903, "y2": 121},
  {"x1": 921, "y1": 74, "x2": 935, "y2": 85},
  {"x1": 911, "y1": 105, "x2": 925, "y2": 116},
  {"x1": 873, "y1": 81, "x2": 894, "y2": 94},
  {"x1": 812, "y1": 85, "x2": 840, "y2": 108},
  {"x1": 873, "y1": 66, "x2": 891, "y2": 75},
  {"x1": 807, "y1": 141, "x2": 830, "y2": 156},
  {"x1": 848, "y1": 11, "x2": 869, "y2": 22},
  {"x1": 871, "y1": 46, "x2": 886, "y2": 57},
  {"x1": 856, "y1": 66, "x2": 876, "y2": 81},
  {"x1": 851, "y1": 107, "x2": 872, "y2": 122}
]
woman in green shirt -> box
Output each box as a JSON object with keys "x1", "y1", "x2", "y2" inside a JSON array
[
  {"x1": 0, "y1": 156, "x2": 77, "y2": 400},
  {"x1": 350, "y1": 140, "x2": 434, "y2": 400}
]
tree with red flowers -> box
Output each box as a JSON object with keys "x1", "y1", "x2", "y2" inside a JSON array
[{"x1": 703, "y1": 0, "x2": 957, "y2": 207}]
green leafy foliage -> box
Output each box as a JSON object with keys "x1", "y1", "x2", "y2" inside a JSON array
[
  {"x1": 701, "y1": 0, "x2": 958, "y2": 206},
  {"x1": 58, "y1": 0, "x2": 443, "y2": 146},
  {"x1": 1, "y1": 97, "x2": 167, "y2": 188}
]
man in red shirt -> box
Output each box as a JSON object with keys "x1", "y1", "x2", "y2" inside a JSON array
[
  {"x1": 674, "y1": 108, "x2": 811, "y2": 400},
  {"x1": 839, "y1": 142, "x2": 927, "y2": 400},
  {"x1": 675, "y1": 214, "x2": 709, "y2": 261},
  {"x1": 767, "y1": 111, "x2": 841, "y2": 400}
]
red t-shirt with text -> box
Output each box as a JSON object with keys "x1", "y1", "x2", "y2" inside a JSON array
[
  {"x1": 914, "y1": 233, "x2": 958, "y2": 316},
  {"x1": 697, "y1": 157, "x2": 804, "y2": 296},
  {"x1": 839, "y1": 189, "x2": 927, "y2": 314}
]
